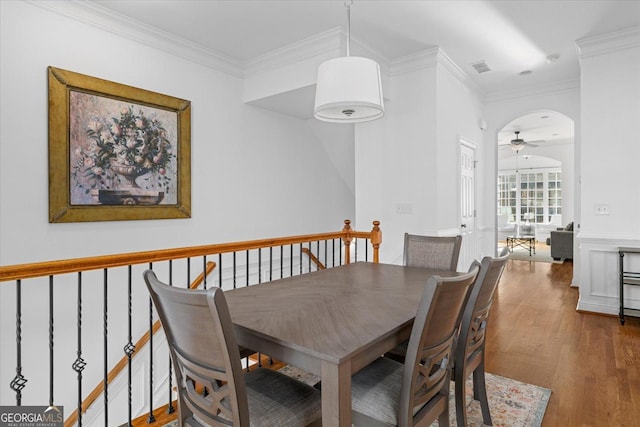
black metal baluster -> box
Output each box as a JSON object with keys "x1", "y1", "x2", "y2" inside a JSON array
[
  {"x1": 73, "y1": 272, "x2": 86, "y2": 426},
  {"x1": 324, "y1": 241, "x2": 327, "y2": 270},
  {"x1": 255, "y1": 249, "x2": 263, "y2": 367},
  {"x1": 365, "y1": 238, "x2": 369, "y2": 261},
  {"x1": 11, "y1": 279, "x2": 27, "y2": 405},
  {"x1": 48, "y1": 275, "x2": 54, "y2": 407},
  {"x1": 124, "y1": 266, "x2": 135, "y2": 426},
  {"x1": 246, "y1": 251, "x2": 250, "y2": 287},
  {"x1": 186, "y1": 258, "x2": 191, "y2": 288},
  {"x1": 168, "y1": 260, "x2": 175, "y2": 415},
  {"x1": 233, "y1": 252, "x2": 237, "y2": 289},
  {"x1": 299, "y1": 243, "x2": 303, "y2": 275},
  {"x1": 269, "y1": 247, "x2": 273, "y2": 282},
  {"x1": 258, "y1": 249, "x2": 262, "y2": 284},
  {"x1": 148, "y1": 262, "x2": 155, "y2": 424},
  {"x1": 290, "y1": 245, "x2": 294, "y2": 277},
  {"x1": 218, "y1": 254, "x2": 223, "y2": 288},
  {"x1": 355, "y1": 238, "x2": 358, "y2": 262},
  {"x1": 203, "y1": 255, "x2": 207, "y2": 289},
  {"x1": 332, "y1": 239, "x2": 336, "y2": 267},
  {"x1": 280, "y1": 246, "x2": 284, "y2": 279},
  {"x1": 103, "y1": 268, "x2": 108, "y2": 427}
]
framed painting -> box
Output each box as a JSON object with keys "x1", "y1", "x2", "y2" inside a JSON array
[{"x1": 48, "y1": 66, "x2": 191, "y2": 222}]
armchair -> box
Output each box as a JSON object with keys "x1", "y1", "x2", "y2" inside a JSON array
[{"x1": 550, "y1": 222, "x2": 574, "y2": 260}]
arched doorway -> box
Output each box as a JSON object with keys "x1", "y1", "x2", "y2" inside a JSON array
[{"x1": 496, "y1": 110, "x2": 575, "y2": 255}]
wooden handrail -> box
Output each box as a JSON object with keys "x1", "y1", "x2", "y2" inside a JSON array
[
  {"x1": 63, "y1": 262, "x2": 216, "y2": 427},
  {"x1": 301, "y1": 248, "x2": 326, "y2": 270},
  {"x1": 0, "y1": 220, "x2": 380, "y2": 282}
]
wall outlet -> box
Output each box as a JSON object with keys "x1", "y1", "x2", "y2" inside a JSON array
[
  {"x1": 396, "y1": 203, "x2": 413, "y2": 215},
  {"x1": 594, "y1": 204, "x2": 610, "y2": 215}
]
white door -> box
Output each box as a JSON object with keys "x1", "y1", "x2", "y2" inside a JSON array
[{"x1": 460, "y1": 139, "x2": 476, "y2": 270}]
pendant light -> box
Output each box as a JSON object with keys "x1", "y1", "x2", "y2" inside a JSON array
[{"x1": 314, "y1": 0, "x2": 384, "y2": 123}]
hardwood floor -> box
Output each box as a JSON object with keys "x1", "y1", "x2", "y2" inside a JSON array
[{"x1": 486, "y1": 258, "x2": 640, "y2": 426}]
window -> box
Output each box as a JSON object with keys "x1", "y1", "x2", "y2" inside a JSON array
[
  {"x1": 497, "y1": 174, "x2": 517, "y2": 222},
  {"x1": 497, "y1": 169, "x2": 561, "y2": 224}
]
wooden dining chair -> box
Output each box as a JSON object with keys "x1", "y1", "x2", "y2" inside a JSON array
[
  {"x1": 452, "y1": 247, "x2": 509, "y2": 427},
  {"x1": 350, "y1": 267, "x2": 479, "y2": 427},
  {"x1": 403, "y1": 233, "x2": 463, "y2": 271},
  {"x1": 143, "y1": 270, "x2": 322, "y2": 427},
  {"x1": 385, "y1": 233, "x2": 464, "y2": 364}
]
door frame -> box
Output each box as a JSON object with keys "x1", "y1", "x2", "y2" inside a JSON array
[{"x1": 458, "y1": 136, "x2": 477, "y2": 270}]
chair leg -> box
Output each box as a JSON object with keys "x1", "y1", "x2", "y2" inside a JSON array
[
  {"x1": 454, "y1": 369, "x2": 468, "y2": 427},
  {"x1": 472, "y1": 363, "x2": 492, "y2": 426}
]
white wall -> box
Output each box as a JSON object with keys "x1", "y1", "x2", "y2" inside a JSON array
[
  {"x1": 0, "y1": 0, "x2": 355, "y2": 409},
  {"x1": 576, "y1": 27, "x2": 640, "y2": 315},
  {"x1": 355, "y1": 49, "x2": 486, "y2": 264},
  {"x1": 0, "y1": 1, "x2": 355, "y2": 265}
]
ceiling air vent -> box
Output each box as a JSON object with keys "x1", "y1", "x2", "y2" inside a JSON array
[{"x1": 471, "y1": 60, "x2": 491, "y2": 74}]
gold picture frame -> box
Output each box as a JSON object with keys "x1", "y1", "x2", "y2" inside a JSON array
[{"x1": 48, "y1": 66, "x2": 191, "y2": 222}]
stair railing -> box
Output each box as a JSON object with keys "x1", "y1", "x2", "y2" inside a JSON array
[{"x1": 0, "y1": 219, "x2": 381, "y2": 427}]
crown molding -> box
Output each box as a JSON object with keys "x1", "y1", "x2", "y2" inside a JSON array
[
  {"x1": 576, "y1": 26, "x2": 640, "y2": 59},
  {"x1": 389, "y1": 47, "x2": 440, "y2": 76},
  {"x1": 244, "y1": 27, "x2": 390, "y2": 77},
  {"x1": 485, "y1": 78, "x2": 580, "y2": 104},
  {"x1": 436, "y1": 49, "x2": 485, "y2": 100},
  {"x1": 389, "y1": 47, "x2": 484, "y2": 100},
  {"x1": 244, "y1": 28, "x2": 342, "y2": 76},
  {"x1": 29, "y1": 0, "x2": 244, "y2": 77}
]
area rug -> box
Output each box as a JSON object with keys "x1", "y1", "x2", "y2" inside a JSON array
[
  {"x1": 163, "y1": 367, "x2": 551, "y2": 427},
  {"x1": 500, "y1": 243, "x2": 563, "y2": 264},
  {"x1": 279, "y1": 366, "x2": 551, "y2": 427}
]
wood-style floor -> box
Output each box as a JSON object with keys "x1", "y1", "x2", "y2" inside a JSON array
[
  {"x1": 486, "y1": 257, "x2": 640, "y2": 426},
  {"x1": 135, "y1": 256, "x2": 640, "y2": 427}
]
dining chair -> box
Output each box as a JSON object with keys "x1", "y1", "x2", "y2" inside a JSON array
[
  {"x1": 452, "y1": 247, "x2": 509, "y2": 427},
  {"x1": 403, "y1": 233, "x2": 463, "y2": 271},
  {"x1": 350, "y1": 267, "x2": 479, "y2": 427},
  {"x1": 143, "y1": 270, "x2": 322, "y2": 427},
  {"x1": 385, "y1": 233, "x2": 464, "y2": 364}
]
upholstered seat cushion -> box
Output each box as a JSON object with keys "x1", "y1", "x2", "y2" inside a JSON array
[
  {"x1": 351, "y1": 356, "x2": 428, "y2": 426},
  {"x1": 352, "y1": 357, "x2": 403, "y2": 424},
  {"x1": 245, "y1": 368, "x2": 322, "y2": 426}
]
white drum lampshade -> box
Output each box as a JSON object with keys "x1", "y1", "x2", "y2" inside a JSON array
[{"x1": 314, "y1": 56, "x2": 384, "y2": 123}]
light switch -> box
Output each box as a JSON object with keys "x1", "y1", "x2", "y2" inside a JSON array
[{"x1": 594, "y1": 204, "x2": 610, "y2": 215}]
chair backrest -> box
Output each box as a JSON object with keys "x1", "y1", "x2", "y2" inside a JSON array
[
  {"x1": 397, "y1": 266, "x2": 479, "y2": 426},
  {"x1": 456, "y1": 248, "x2": 509, "y2": 368},
  {"x1": 403, "y1": 233, "x2": 463, "y2": 271},
  {"x1": 143, "y1": 270, "x2": 249, "y2": 426}
]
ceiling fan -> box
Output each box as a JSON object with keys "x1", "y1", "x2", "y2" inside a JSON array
[{"x1": 507, "y1": 131, "x2": 544, "y2": 152}]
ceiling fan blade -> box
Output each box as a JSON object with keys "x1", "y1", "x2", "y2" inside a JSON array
[{"x1": 527, "y1": 143, "x2": 539, "y2": 147}]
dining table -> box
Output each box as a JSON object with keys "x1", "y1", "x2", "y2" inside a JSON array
[{"x1": 224, "y1": 261, "x2": 461, "y2": 427}]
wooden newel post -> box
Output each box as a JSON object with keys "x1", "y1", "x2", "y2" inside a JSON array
[
  {"x1": 370, "y1": 220, "x2": 381, "y2": 263},
  {"x1": 342, "y1": 219, "x2": 353, "y2": 264}
]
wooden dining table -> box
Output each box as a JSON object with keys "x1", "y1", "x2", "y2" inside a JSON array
[{"x1": 224, "y1": 261, "x2": 460, "y2": 427}]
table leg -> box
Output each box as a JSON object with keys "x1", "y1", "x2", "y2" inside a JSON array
[{"x1": 321, "y1": 359, "x2": 352, "y2": 427}]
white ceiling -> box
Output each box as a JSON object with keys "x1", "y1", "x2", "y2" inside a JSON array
[{"x1": 87, "y1": 0, "x2": 639, "y2": 138}]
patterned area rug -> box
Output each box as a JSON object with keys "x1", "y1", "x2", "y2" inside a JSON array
[
  {"x1": 164, "y1": 366, "x2": 551, "y2": 427},
  {"x1": 280, "y1": 365, "x2": 551, "y2": 427}
]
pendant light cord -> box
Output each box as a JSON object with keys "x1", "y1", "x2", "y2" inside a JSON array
[{"x1": 345, "y1": 0, "x2": 353, "y2": 57}]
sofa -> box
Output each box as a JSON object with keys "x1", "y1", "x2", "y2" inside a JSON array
[{"x1": 550, "y1": 222, "x2": 574, "y2": 260}]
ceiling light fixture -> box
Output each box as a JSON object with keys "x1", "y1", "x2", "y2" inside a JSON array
[{"x1": 313, "y1": 0, "x2": 384, "y2": 123}]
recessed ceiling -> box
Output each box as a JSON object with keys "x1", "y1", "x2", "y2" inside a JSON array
[{"x1": 89, "y1": 0, "x2": 640, "y2": 96}]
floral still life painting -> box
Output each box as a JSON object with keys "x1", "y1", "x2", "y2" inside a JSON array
[
  {"x1": 70, "y1": 92, "x2": 177, "y2": 206},
  {"x1": 48, "y1": 66, "x2": 190, "y2": 223}
]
